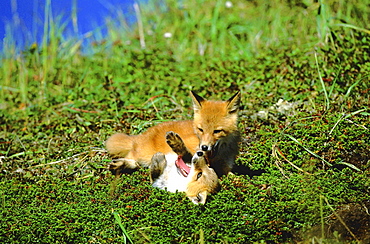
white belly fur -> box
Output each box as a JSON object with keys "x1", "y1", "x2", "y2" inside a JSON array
[{"x1": 152, "y1": 153, "x2": 189, "y2": 193}]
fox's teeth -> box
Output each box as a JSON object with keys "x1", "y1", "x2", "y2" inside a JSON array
[{"x1": 181, "y1": 168, "x2": 188, "y2": 177}]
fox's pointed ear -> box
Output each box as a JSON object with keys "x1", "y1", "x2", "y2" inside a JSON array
[
  {"x1": 226, "y1": 91, "x2": 240, "y2": 114},
  {"x1": 190, "y1": 91, "x2": 205, "y2": 112},
  {"x1": 189, "y1": 191, "x2": 208, "y2": 204}
]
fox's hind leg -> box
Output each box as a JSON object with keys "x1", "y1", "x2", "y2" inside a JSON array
[
  {"x1": 108, "y1": 158, "x2": 138, "y2": 176},
  {"x1": 166, "y1": 131, "x2": 193, "y2": 163},
  {"x1": 150, "y1": 153, "x2": 167, "y2": 183}
]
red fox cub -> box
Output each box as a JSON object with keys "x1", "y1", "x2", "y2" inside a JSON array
[
  {"x1": 150, "y1": 132, "x2": 220, "y2": 204},
  {"x1": 106, "y1": 91, "x2": 241, "y2": 177}
]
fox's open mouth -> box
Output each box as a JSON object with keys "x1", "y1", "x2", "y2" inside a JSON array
[
  {"x1": 175, "y1": 155, "x2": 190, "y2": 177},
  {"x1": 204, "y1": 155, "x2": 211, "y2": 167}
]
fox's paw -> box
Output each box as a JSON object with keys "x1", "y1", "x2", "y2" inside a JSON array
[
  {"x1": 165, "y1": 131, "x2": 187, "y2": 155},
  {"x1": 108, "y1": 159, "x2": 124, "y2": 169},
  {"x1": 150, "y1": 152, "x2": 167, "y2": 182},
  {"x1": 108, "y1": 158, "x2": 137, "y2": 176}
]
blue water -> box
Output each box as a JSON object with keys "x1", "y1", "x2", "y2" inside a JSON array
[{"x1": 0, "y1": 0, "x2": 138, "y2": 53}]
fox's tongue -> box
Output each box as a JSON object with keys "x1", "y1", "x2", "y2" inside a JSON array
[{"x1": 175, "y1": 156, "x2": 190, "y2": 177}]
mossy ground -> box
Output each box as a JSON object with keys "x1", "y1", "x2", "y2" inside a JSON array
[{"x1": 1, "y1": 0, "x2": 369, "y2": 243}]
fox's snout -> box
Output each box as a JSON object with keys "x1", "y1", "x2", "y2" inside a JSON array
[
  {"x1": 200, "y1": 140, "x2": 218, "y2": 152},
  {"x1": 201, "y1": 145, "x2": 209, "y2": 151},
  {"x1": 192, "y1": 150, "x2": 207, "y2": 166},
  {"x1": 196, "y1": 132, "x2": 217, "y2": 152}
]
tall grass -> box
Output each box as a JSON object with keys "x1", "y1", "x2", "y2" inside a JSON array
[
  {"x1": 1, "y1": 0, "x2": 82, "y2": 105},
  {"x1": 0, "y1": 0, "x2": 369, "y2": 106}
]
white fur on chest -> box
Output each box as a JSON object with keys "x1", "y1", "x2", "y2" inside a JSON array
[{"x1": 152, "y1": 153, "x2": 191, "y2": 193}]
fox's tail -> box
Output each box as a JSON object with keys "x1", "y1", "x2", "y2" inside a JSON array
[{"x1": 105, "y1": 133, "x2": 134, "y2": 158}]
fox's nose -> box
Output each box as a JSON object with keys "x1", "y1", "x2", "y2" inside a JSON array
[
  {"x1": 196, "y1": 151, "x2": 203, "y2": 157},
  {"x1": 201, "y1": 145, "x2": 208, "y2": 151}
]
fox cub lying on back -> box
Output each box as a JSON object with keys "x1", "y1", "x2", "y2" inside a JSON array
[
  {"x1": 106, "y1": 91, "x2": 241, "y2": 177},
  {"x1": 150, "y1": 131, "x2": 220, "y2": 204}
]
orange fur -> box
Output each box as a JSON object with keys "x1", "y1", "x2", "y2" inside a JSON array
[
  {"x1": 186, "y1": 153, "x2": 221, "y2": 203},
  {"x1": 106, "y1": 120, "x2": 199, "y2": 169},
  {"x1": 191, "y1": 91, "x2": 240, "y2": 176},
  {"x1": 106, "y1": 91, "x2": 241, "y2": 177}
]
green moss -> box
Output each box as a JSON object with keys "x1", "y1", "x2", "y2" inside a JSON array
[{"x1": 1, "y1": 0, "x2": 369, "y2": 242}]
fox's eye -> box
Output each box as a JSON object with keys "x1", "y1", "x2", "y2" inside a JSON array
[
  {"x1": 196, "y1": 172, "x2": 202, "y2": 180},
  {"x1": 214, "y1": 129, "x2": 223, "y2": 134},
  {"x1": 198, "y1": 128, "x2": 203, "y2": 133}
]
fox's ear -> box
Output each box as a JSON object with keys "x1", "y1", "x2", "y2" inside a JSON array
[
  {"x1": 190, "y1": 91, "x2": 205, "y2": 112},
  {"x1": 226, "y1": 90, "x2": 240, "y2": 114},
  {"x1": 189, "y1": 191, "x2": 208, "y2": 204}
]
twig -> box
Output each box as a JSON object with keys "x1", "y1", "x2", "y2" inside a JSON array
[
  {"x1": 321, "y1": 196, "x2": 360, "y2": 242},
  {"x1": 68, "y1": 107, "x2": 99, "y2": 113},
  {"x1": 29, "y1": 152, "x2": 88, "y2": 168},
  {"x1": 272, "y1": 144, "x2": 289, "y2": 179},
  {"x1": 64, "y1": 153, "x2": 91, "y2": 179},
  {"x1": 143, "y1": 94, "x2": 183, "y2": 115},
  {"x1": 345, "y1": 118, "x2": 368, "y2": 130},
  {"x1": 275, "y1": 145, "x2": 311, "y2": 175}
]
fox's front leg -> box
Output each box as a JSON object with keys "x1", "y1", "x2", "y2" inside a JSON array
[{"x1": 165, "y1": 131, "x2": 193, "y2": 163}]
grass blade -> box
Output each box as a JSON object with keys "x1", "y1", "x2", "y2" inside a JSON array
[
  {"x1": 335, "y1": 162, "x2": 361, "y2": 172},
  {"x1": 329, "y1": 108, "x2": 368, "y2": 134},
  {"x1": 199, "y1": 228, "x2": 205, "y2": 244},
  {"x1": 344, "y1": 75, "x2": 369, "y2": 100},
  {"x1": 333, "y1": 23, "x2": 370, "y2": 34},
  {"x1": 284, "y1": 133, "x2": 332, "y2": 167},
  {"x1": 284, "y1": 134, "x2": 362, "y2": 171},
  {"x1": 113, "y1": 211, "x2": 134, "y2": 244},
  {"x1": 314, "y1": 52, "x2": 330, "y2": 111}
]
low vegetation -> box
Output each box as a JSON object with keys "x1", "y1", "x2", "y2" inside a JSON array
[{"x1": 1, "y1": 0, "x2": 369, "y2": 243}]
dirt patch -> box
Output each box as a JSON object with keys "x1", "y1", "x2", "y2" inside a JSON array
[{"x1": 298, "y1": 201, "x2": 370, "y2": 243}]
